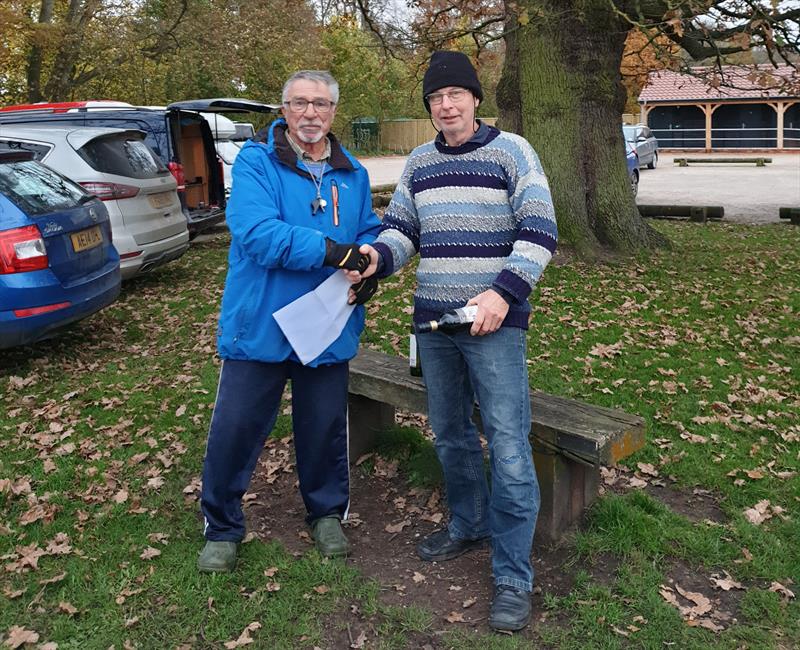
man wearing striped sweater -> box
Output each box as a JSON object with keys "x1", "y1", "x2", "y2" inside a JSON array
[{"x1": 356, "y1": 51, "x2": 558, "y2": 632}]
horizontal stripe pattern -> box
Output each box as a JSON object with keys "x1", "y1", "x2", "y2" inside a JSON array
[{"x1": 377, "y1": 128, "x2": 557, "y2": 327}]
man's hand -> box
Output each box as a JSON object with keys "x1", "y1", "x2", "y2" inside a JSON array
[
  {"x1": 348, "y1": 276, "x2": 378, "y2": 305},
  {"x1": 358, "y1": 244, "x2": 380, "y2": 278},
  {"x1": 467, "y1": 289, "x2": 509, "y2": 336},
  {"x1": 323, "y1": 238, "x2": 370, "y2": 272}
]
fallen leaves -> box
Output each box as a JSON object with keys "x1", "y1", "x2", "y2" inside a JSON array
[
  {"x1": 139, "y1": 546, "x2": 161, "y2": 560},
  {"x1": 659, "y1": 583, "x2": 727, "y2": 632},
  {"x1": 3, "y1": 626, "x2": 39, "y2": 648},
  {"x1": 223, "y1": 621, "x2": 261, "y2": 648},
  {"x1": 768, "y1": 581, "x2": 795, "y2": 600},
  {"x1": 743, "y1": 499, "x2": 788, "y2": 526}
]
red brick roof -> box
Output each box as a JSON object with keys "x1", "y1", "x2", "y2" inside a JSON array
[{"x1": 639, "y1": 65, "x2": 800, "y2": 103}]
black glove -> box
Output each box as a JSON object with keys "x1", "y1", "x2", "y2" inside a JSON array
[
  {"x1": 350, "y1": 275, "x2": 378, "y2": 305},
  {"x1": 323, "y1": 238, "x2": 370, "y2": 273}
]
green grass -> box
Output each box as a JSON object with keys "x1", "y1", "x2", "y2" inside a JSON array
[{"x1": 1, "y1": 222, "x2": 799, "y2": 647}]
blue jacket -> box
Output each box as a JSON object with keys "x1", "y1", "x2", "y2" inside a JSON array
[{"x1": 217, "y1": 119, "x2": 381, "y2": 365}]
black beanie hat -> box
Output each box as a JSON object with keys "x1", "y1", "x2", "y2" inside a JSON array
[{"x1": 422, "y1": 51, "x2": 483, "y2": 113}]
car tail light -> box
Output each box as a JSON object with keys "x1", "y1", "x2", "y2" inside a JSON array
[
  {"x1": 119, "y1": 250, "x2": 142, "y2": 260},
  {"x1": 14, "y1": 302, "x2": 71, "y2": 318},
  {"x1": 79, "y1": 182, "x2": 140, "y2": 201},
  {"x1": 0, "y1": 225, "x2": 48, "y2": 274},
  {"x1": 167, "y1": 161, "x2": 186, "y2": 191}
]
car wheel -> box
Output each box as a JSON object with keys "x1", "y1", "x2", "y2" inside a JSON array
[
  {"x1": 630, "y1": 170, "x2": 639, "y2": 197},
  {"x1": 647, "y1": 151, "x2": 658, "y2": 170}
]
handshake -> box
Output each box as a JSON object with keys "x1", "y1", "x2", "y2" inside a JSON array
[{"x1": 323, "y1": 238, "x2": 378, "y2": 305}]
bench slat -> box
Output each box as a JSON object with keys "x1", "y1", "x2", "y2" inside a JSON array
[{"x1": 350, "y1": 348, "x2": 645, "y2": 465}]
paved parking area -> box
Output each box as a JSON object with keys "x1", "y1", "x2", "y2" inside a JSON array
[
  {"x1": 637, "y1": 152, "x2": 800, "y2": 224},
  {"x1": 361, "y1": 151, "x2": 800, "y2": 224}
]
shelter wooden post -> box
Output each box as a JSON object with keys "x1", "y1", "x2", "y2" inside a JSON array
[{"x1": 702, "y1": 103, "x2": 720, "y2": 152}]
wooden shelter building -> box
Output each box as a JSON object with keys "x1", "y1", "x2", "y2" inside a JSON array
[{"x1": 638, "y1": 66, "x2": 800, "y2": 151}]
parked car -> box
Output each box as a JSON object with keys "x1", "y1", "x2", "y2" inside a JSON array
[
  {"x1": 626, "y1": 139, "x2": 640, "y2": 197},
  {"x1": 0, "y1": 98, "x2": 279, "y2": 237},
  {"x1": 623, "y1": 124, "x2": 659, "y2": 169},
  {"x1": 0, "y1": 125, "x2": 189, "y2": 280},
  {"x1": 0, "y1": 151, "x2": 120, "y2": 348}
]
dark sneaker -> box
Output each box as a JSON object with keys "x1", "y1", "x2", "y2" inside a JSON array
[
  {"x1": 416, "y1": 528, "x2": 489, "y2": 562},
  {"x1": 311, "y1": 516, "x2": 349, "y2": 558},
  {"x1": 198, "y1": 541, "x2": 238, "y2": 573},
  {"x1": 489, "y1": 585, "x2": 531, "y2": 632}
]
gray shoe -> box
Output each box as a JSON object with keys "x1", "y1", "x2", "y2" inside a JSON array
[
  {"x1": 311, "y1": 516, "x2": 349, "y2": 558},
  {"x1": 489, "y1": 585, "x2": 531, "y2": 632},
  {"x1": 198, "y1": 541, "x2": 238, "y2": 573}
]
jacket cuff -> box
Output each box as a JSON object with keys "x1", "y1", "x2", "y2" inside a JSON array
[
  {"x1": 492, "y1": 270, "x2": 532, "y2": 305},
  {"x1": 372, "y1": 242, "x2": 394, "y2": 278}
]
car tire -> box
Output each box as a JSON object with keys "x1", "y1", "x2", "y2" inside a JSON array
[
  {"x1": 630, "y1": 170, "x2": 639, "y2": 197},
  {"x1": 647, "y1": 151, "x2": 658, "y2": 170}
]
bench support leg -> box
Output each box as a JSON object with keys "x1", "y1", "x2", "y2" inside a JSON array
[
  {"x1": 347, "y1": 395, "x2": 395, "y2": 464},
  {"x1": 533, "y1": 448, "x2": 599, "y2": 543}
]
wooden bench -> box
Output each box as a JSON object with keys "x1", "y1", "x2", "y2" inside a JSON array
[
  {"x1": 675, "y1": 157, "x2": 771, "y2": 167},
  {"x1": 347, "y1": 348, "x2": 646, "y2": 542},
  {"x1": 779, "y1": 207, "x2": 800, "y2": 225},
  {"x1": 639, "y1": 204, "x2": 724, "y2": 222}
]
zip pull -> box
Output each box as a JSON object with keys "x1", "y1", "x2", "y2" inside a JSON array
[{"x1": 331, "y1": 179, "x2": 340, "y2": 227}]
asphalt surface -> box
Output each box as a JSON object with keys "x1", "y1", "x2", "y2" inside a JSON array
[{"x1": 361, "y1": 151, "x2": 800, "y2": 224}]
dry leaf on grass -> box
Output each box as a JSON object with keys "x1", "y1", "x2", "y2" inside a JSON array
[
  {"x1": 3, "y1": 626, "x2": 39, "y2": 648},
  {"x1": 412, "y1": 572, "x2": 426, "y2": 583},
  {"x1": 768, "y1": 582, "x2": 795, "y2": 599},
  {"x1": 139, "y1": 546, "x2": 161, "y2": 560},
  {"x1": 445, "y1": 611, "x2": 466, "y2": 623},
  {"x1": 223, "y1": 622, "x2": 261, "y2": 648}
]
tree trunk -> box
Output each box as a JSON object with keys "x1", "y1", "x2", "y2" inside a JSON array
[
  {"x1": 25, "y1": 0, "x2": 55, "y2": 103},
  {"x1": 497, "y1": 0, "x2": 669, "y2": 255}
]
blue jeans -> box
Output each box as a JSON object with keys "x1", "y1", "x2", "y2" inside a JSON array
[{"x1": 417, "y1": 326, "x2": 539, "y2": 591}]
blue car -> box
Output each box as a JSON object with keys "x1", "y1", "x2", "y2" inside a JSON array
[
  {"x1": 625, "y1": 139, "x2": 640, "y2": 197},
  {"x1": 0, "y1": 151, "x2": 121, "y2": 348}
]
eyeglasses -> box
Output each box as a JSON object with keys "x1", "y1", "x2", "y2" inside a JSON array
[
  {"x1": 426, "y1": 89, "x2": 469, "y2": 106},
  {"x1": 283, "y1": 98, "x2": 336, "y2": 113}
]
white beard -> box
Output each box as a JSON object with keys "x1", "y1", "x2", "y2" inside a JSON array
[{"x1": 295, "y1": 125, "x2": 324, "y2": 144}]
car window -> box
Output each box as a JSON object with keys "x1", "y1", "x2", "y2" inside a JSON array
[
  {"x1": 623, "y1": 126, "x2": 636, "y2": 141},
  {"x1": 77, "y1": 133, "x2": 168, "y2": 179},
  {"x1": 216, "y1": 141, "x2": 242, "y2": 165},
  {"x1": 0, "y1": 159, "x2": 86, "y2": 217},
  {"x1": 0, "y1": 139, "x2": 53, "y2": 161}
]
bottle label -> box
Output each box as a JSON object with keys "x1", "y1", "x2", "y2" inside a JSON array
[
  {"x1": 409, "y1": 333, "x2": 418, "y2": 367},
  {"x1": 459, "y1": 305, "x2": 479, "y2": 320}
]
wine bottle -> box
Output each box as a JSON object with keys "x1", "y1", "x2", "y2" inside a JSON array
[
  {"x1": 409, "y1": 328, "x2": 422, "y2": 377},
  {"x1": 415, "y1": 305, "x2": 478, "y2": 334}
]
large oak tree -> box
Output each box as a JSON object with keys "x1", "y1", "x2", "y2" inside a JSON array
[{"x1": 377, "y1": 0, "x2": 800, "y2": 254}]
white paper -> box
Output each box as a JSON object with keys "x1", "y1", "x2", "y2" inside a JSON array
[{"x1": 273, "y1": 271, "x2": 355, "y2": 365}]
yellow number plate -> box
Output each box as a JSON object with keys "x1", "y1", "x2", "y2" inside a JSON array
[
  {"x1": 70, "y1": 226, "x2": 102, "y2": 253},
  {"x1": 148, "y1": 191, "x2": 174, "y2": 209}
]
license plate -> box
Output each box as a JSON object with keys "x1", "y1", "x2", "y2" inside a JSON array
[
  {"x1": 148, "y1": 191, "x2": 175, "y2": 209},
  {"x1": 70, "y1": 226, "x2": 102, "y2": 253}
]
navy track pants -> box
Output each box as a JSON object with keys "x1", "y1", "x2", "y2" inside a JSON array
[{"x1": 200, "y1": 358, "x2": 350, "y2": 541}]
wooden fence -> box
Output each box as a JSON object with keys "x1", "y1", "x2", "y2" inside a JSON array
[{"x1": 379, "y1": 118, "x2": 498, "y2": 153}]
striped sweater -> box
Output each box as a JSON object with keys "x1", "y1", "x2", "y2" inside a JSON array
[{"x1": 373, "y1": 124, "x2": 558, "y2": 329}]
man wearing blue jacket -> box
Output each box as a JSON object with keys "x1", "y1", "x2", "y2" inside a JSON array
[{"x1": 198, "y1": 70, "x2": 382, "y2": 572}]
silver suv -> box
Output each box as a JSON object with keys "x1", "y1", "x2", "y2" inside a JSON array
[
  {"x1": 0, "y1": 125, "x2": 189, "y2": 280},
  {"x1": 623, "y1": 124, "x2": 659, "y2": 169}
]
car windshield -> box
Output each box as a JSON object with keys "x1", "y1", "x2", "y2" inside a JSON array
[
  {"x1": 77, "y1": 133, "x2": 168, "y2": 179},
  {"x1": 0, "y1": 159, "x2": 86, "y2": 218}
]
